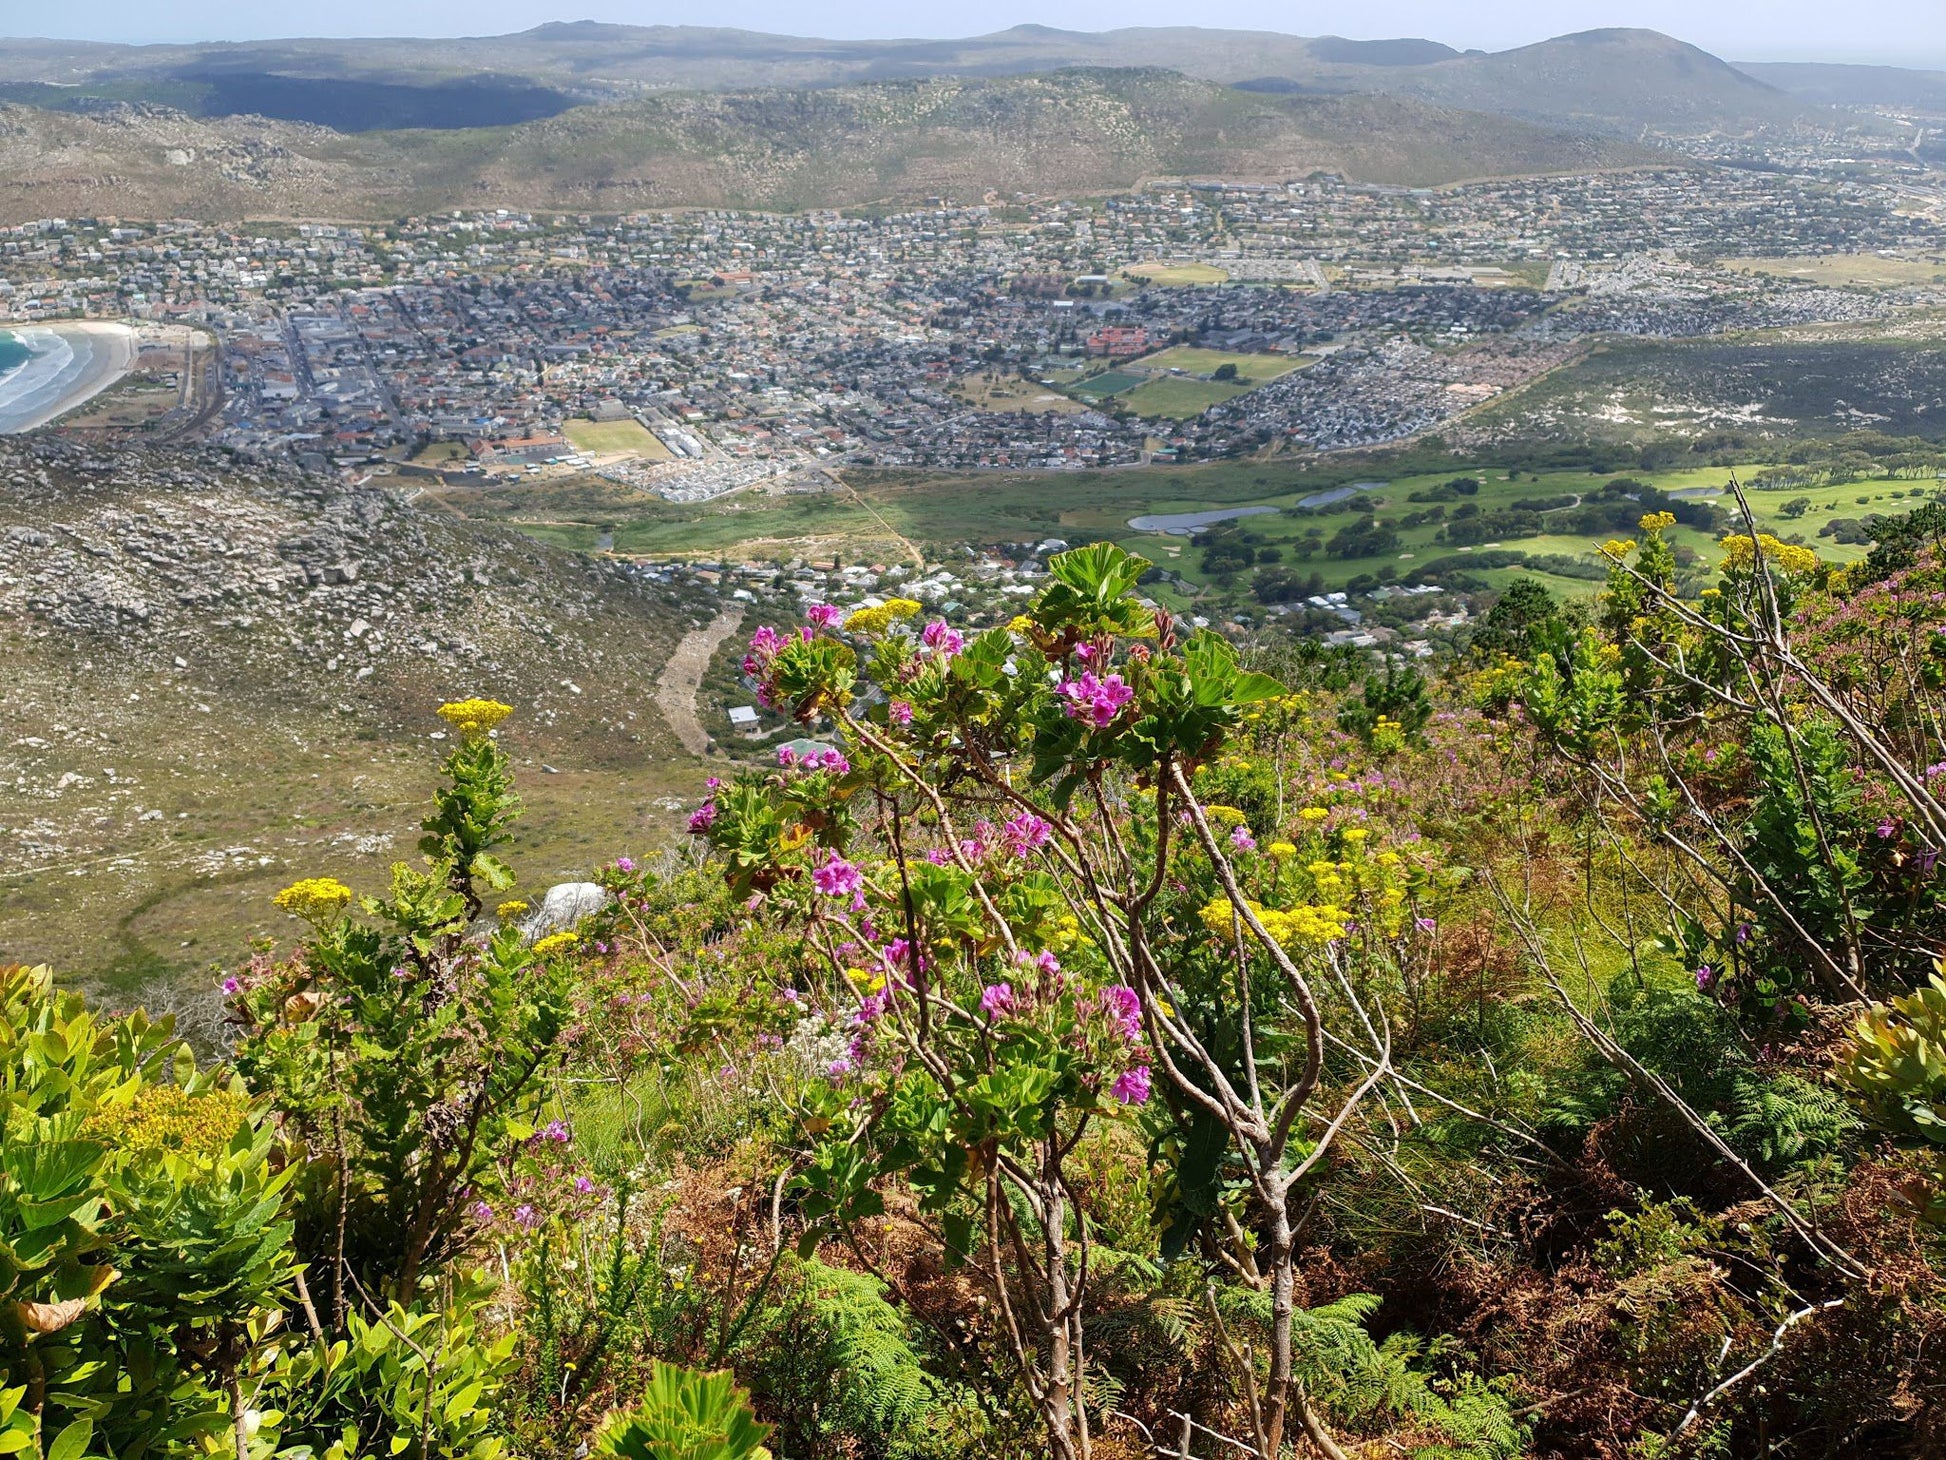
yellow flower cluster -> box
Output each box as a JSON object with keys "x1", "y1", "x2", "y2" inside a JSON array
[
  {"x1": 1203, "y1": 805, "x2": 1248, "y2": 827},
  {"x1": 496, "y1": 899, "x2": 530, "y2": 920},
  {"x1": 1297, "y1": 806, "x2": 1329, "y2": 823},
  {"x1": 437, "y1": 698, "x2": 514, "y2": 738},
  {"x1": 273, "y1": 877, "x2": 354, "y2": 921},
  {"x1": 1267, "y1": 841, "x2": 1297, "y2": 860},
  {"x1": 844, "y1": 598, "x2": 924, "y2": 634},
  {"x1": 1639, "y1": 511, "x2": 1677, "y2": 532},
  {"x1": 1199, "y1": 896, "x2": 1349, "y2": 948},
  {"x1": 1718, "y1": 533, "x2": 1819, "y2": 577},
  {"x1": 1599, "y1": 539, "x2": 1636, "y2": 560},
  {"x1": 532, "y1": 932, "x2": 580, "y2": 958},
  {"x1": 85, "y1": 1086, "x2": 250, "y2": 1162}
]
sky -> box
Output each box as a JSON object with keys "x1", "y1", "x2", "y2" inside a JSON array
[{"x1": 9, "y1": 0, "x2": 1945, "y2": 67}]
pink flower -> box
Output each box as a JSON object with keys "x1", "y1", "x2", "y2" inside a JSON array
[
  {"x1": 615, "y1": 856, "x2": 635, "y2": 873},
  {"x1": 1230, "y1": 825, "x2": 1256, "y2": 852},
  {"x1": 889, "y1": 700, "x2": 914, "y2": 725},
  {"x1": 777, "y1": 745, "x2": 798, "y2": 767},
  {"x1": 1414, "y1": 916, "x2": 1437, "y2": 934},
  {"x1": 812, "y1": 856, "x2": 864, "y2": 897},
  {"x1": 827, "y1": 1055, "x2": 855, "y2": 1078},
  {"x1": 686, "y1": 801, "x2": 717, "y2": 834},
  {"x1": 1057, "y1": 671, "x2": 1136, "y2": 729},
  {"x1": 1099, "y1": 985, "x2": 1142, "y2": 1041},
  {"x1": 819, "y1": 748, "x2": 851, "y2": 773},
  {"x1": 981, "y1": 983, "x2": 1017, "y2": 1019},
  {"x1": 221, "y1": 976, "x2": 242, "y2": 995},
  {"x1": 806, "y1": 602, "x2": 842, "y2": 630},
  {"x1": 574, "y1": 1175, "x2": 596, "y2": 1195},
  {"x1": 922, "y1": 620, "x2": 964, "y2": 657},
  {"x1": 1877, "y1": 818, "x2": 1898, "y2": 839},
  {"x1": 1073, "y1": 642, "x2": 1096, "y2": 662},
  {"x1": 1111, "y1": 1064, "x2": 1152, "y2": 1105},
  {"x1": 1004, "y1": 811, "x2": 1053, "y2": 855},
  {"x1": 1035, "y1": 950, "x2": 1061, "y2": 978},
  {"x1": 748, "y1": 625, "x2": 783, "y2": 656},
  {"x1": 855, "y1": 991, "x2": 890, "y2": 1025}
]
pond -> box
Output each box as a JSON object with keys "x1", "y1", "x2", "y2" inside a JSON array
[{"x1": 1127, "y1": 505, "x2": 1280, "y2": 536}]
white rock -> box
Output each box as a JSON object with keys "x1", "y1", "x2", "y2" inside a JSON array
[{"x1": 520, "y1": 882, "x2": 610, "y2": 940}]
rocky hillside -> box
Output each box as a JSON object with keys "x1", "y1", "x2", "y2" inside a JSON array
[
  {"x1": 0, "y1": 71, "x2": 1654, "y2": 222},
  {"x1": 0, "y1": 438, "x2": 708, "y2": 997},
  {"x1": 0, "y1": 24, "x2": 1837, "y2": 139}
]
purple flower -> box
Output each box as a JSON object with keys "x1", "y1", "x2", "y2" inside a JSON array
[
  {"x1": 1735, "y1": 922, "x2": 1752, "y2": 945},
  {"x1": 1035, "y1": 950, "x2": 1061, "y2": 978},
  {"x1": 812, "y1": 856, "x2": 864, "y2": 897},
  {"x1": 1919, "y1": 848, "x2": 1941, "y2": 876},
  {"x1": 819, "y1": 747, "x2": 851, "y2": 773},
  {"x1": 925, "y1": 847, "x2": 953, "y2": 865},
  {"x1": 748, "y1": 625, "x2": 783, "y2": 655},
  {"x1": 615, "y1": 856, "x2": 635, "y2": 873},
  {"x1": 1073, "y1": 642, "x2": 1096, "y2": 662},
  {"x1": 1695, "y1": 965, "x2": 1715, "y2": 991},
  {"x1": 855, "y1": 991, "x2": 890, "y2": 1025},
  {"x1": 1057, "y1": 671, "x2": 1136, "y2": 729},
  {"x1": 1099, "y1": 985, "x2": 1142, "y2": 1041},
  {"x1": 574, "y1": 1175, "x2": 596, "y2": 1195},
  {"x1": 687, "y1": 801, "x2": 717, "y2": 834},
  {"x1": 1004, "y1": 811, "x2": 1053, "y2": 855},
  {"x1": 981, "y1": 983, "x2": 1017, "y2": 1019},
  {"x1": 540, "y1": 1120, "x2": 571, "y2": 1143},
  {"x1": 706, "y1": 776, "x2": 721, "y2": 790},
  {"x1": 1414, "y1": 916, "x2": 1437, "y2": 934},
  {"x1": 922, "y1": 620, "x2": 964, "y2": 657},
  {"x1": 889, "y1": 700, "x2": 914, "y2": 725},
  {"x1": 806, "y1": 603, "x2": 842, "y2": 630},
  {"x1": 470, "y1": 1201, "x2": 494, "y2": 1222},
  {"x1": 827, "y1": 1055, "x2": 855, "y2": 1078},
  {"x1": 777, "y1": 745, "x2": 798, "y2": 767},
  {"x1": 1230, "y1": 825, "x2": 1256, "y2": 852},
  {"x1": 1111, "y1": 1064, "x2": 1152, "y2": 1105},
  {"x1": 1878, "y1": 818, "x2": 1898, "y2": 839},
  {"x1": 221, "y1": 976, "x2": 242, "y2": 995},
  {"x1": 513, "y1": 1204, "x2": 539, "y2": 1230}
]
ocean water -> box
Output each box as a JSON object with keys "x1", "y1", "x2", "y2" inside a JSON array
[{"x1": 0, "y1": 327, "x2": 92, "y2": 433}]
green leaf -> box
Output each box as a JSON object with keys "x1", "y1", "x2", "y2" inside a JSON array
[{"x1": 46, "y1": 1419, "x2": 92, "y2": 1460}]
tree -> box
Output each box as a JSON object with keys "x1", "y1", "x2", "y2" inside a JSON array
[{"x1": 703, "y1": 548, "x2": 1423, "y2": 1459}]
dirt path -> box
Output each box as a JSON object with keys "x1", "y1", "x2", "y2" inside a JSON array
[{"x1": 655, "y1": 604, "x2": 745, "y2": 756}]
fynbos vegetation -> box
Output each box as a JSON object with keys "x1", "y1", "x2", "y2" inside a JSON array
[{"x1": 10, "y1": 515, "x2": 1946, "y2": 1457}]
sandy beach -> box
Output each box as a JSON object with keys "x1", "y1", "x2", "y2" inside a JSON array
[{"x1": 0, "y1": 321, "x2": 139, "y2": 434}]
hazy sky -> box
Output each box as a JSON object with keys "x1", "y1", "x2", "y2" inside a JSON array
[{"x1": 11, "y1": 0, "x2": 1945, "y2": 67}]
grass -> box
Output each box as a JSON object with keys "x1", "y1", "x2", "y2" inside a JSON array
[
  {"x1": 951, "y1": 372, "x2": 1087, "y2": 414},
  {"x1": 1067, "y1": 348, "x2": 1309, "y2": 418},
  {"x1": 1722, "y1": 253, "x2": 1946, "y2": 288},
  {"x1": 1119, "y1": 261, "x2": 1230, "y2": 286},
  {"x1": 563, "y1": 416, "x2": 674, "y2": 459}
]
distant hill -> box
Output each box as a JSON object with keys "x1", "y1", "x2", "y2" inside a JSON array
[
  {"x1": 0, "y1": 24, "x2": 1825, "y2": 139},
  {"x1": 1738, "y1": 61, "x2": 1946, "y2": 117},
  {"x1": 1366, "y1": 30, "x2": 1813, "y2": 136},
  {"x1": 0, "y1": 70, "x2": 1658, "y2": 222}
]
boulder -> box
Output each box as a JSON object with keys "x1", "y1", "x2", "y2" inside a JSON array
[{"x1": 520, "y1": 881, "x2": 610, "y2": 940}]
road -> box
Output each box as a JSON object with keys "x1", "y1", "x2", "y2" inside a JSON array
[{"x1": 654, "y1": 605, "x2": 746, "y2": 757}]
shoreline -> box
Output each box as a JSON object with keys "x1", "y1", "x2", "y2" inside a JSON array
[{"x1": 0, "y1": 322, "x2": 139, "y2": 434}]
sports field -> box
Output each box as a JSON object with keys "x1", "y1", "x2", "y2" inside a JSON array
[
  {"x1": 1723, "y1": 253, "x2": 1946, "y2": 288},
  {"x1": 1119, "y1": 261, "x2": 1229, "y2": 286},
  {"x1": 563, "y1": 416, "x2": 675, "y2": 460}
]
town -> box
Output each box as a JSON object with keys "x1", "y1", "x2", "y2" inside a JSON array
[{"x1": 1, "y1": 163, "x2": 1940, "y2": 488}]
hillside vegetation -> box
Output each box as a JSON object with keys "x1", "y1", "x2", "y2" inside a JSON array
[
  {"x1": 0, "y1": 71, "x2": 1654, "y2": 222},
  {"x1": 9, "y1": 522, "x2": 1946, "y2": 1458},
  {"x1": 0, "y1": 438, "x2": 705, "y2": 998},
  {"x1": 0, "y1": 24, "x2": 1831, "y2": 138}
]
